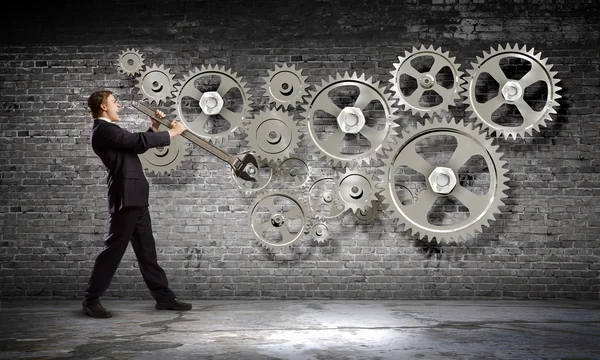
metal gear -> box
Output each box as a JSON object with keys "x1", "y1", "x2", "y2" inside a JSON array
[
  {"x1": 378, "y1": 117, "x2": 510, "y2": 243},
  {"x1": 138, "y1": 123, "x2": 188, "y2": 175},
  {"x1": 354, "y1": 202, "x2": 379, "y2": 224},
  {"x1": 262, "y1": 63, "x2": 310, "y2": 110},
  {"x1": 334, "y1": 165, "x2": 379, "y2": 214},
  {"x1": 245, "y1": 108, "x2": 302, "y2": 164},
  {"x1": 276, "y1": 157, "x2": 310, "y2": 189},
  {"x1": 248, "y1": 190, "x2": 309, "y2": 251},
  {"x1": 463, "y1": 43, "x2": 562, "y2": 140},
  {"x1": 116, "y1": 48, "x2": 145, "y2": 77},
  {"x1": 134, "y1": 64, "x2": 178, "y2": 105},
  {"x1": 306, "y1": 217, "x2": 330, "y2": 244},
  {"x1": 301, "y1": 72, "x2": 399, "y2": 167},
  {"x1": 389, "y1": 45, "x2": 464, "y2": 118},
  {"x1": 170, "y1": 64, "x2": 252, "y2": 144},
  {"x1": 232, "y1": 156, "x2": 273, "y2": 195},
  {"x1": 308, "y1": 176, "x2": 346, "y2": 219}
]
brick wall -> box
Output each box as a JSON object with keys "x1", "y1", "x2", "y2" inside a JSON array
[{"x1": 1, "y1": 0, "x2": 599, "y2": 300}]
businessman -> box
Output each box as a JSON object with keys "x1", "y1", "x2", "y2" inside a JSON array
[{"x1": 83, "y1": 90, "x2": 191, "y2": 318}]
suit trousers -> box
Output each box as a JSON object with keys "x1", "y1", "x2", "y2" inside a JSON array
[{"x1": 84, "y1": 206, "x2": 175, "y2": 302}]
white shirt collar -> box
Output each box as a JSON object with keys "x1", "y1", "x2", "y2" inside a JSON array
[{"x1": 98, "y1": 117, "x2": 112, "y2": 123}]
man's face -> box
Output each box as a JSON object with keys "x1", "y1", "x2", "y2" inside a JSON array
[{"x1": 102, "y1": 94, "x2": 121, "y2": 121}]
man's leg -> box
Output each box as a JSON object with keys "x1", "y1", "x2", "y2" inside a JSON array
[
  {"x1": 84, "y1": 207, "x2": 139, "y2": 303},
  {"x1": 130, "y1": 206, "x2": 175, "y2": 302}
]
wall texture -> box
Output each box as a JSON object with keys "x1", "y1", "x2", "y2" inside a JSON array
[{"x1": 1, "y1": 0, "x2": 599, "y2": 300}]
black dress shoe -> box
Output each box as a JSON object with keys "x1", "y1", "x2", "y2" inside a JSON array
[
  {"x1": 81, "y1": 300, "x2": 112, "y2": 318},
  {"x1": 155, "y1": 297, "x2": 192, "y2": 311}
]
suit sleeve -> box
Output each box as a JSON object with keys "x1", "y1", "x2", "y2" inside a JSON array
[{"x1": 98, "y1": 123, "x2": 171, "y2": 154}]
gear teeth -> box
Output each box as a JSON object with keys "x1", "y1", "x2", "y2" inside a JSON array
[
  {"x1": 116, "y1": 48, "x2": 145, "y2": 77},
  {"x1": 378, "y1": 116, "x2": 510, "y2": 243},
  {"x1": 245, "y1": 108, "x2": 302, "y2": 165},
  {"x1": 463, "y1": 43, "x2": 561, "y2": 140},
  {"x1": 170, "y1": 65, "x2": 251, "y2": 144},
  {"x1": 248, "y1": 189, "x2": 309, "y2": 252},
  {"x1": 334, "y1": 165, "x2": 379, "y2": 214},
  {"x1": 389, "y1": 45, "x2": 464, "y2": 118},
  {"x1": 134, "y1": 63, "x2": 178, "y2": 105},
  {"x1": 301, "y1": 71, "x2": 399, "y2": 168}
]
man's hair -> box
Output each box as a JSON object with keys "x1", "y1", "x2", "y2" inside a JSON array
[{"x1": 87, "y1": 90, "x2": 113, "y2": 119}]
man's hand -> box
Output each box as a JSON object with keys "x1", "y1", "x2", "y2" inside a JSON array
[
  {"x1": 151, "y1": 109, "x2": 166, "y2": 131},
  {"x1": 168, "y1": 119, "x2": 186, "y2": 138}
]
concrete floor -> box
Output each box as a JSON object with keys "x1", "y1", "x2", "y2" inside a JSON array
[{"x1": 0, "y1": 300, "x2": 599, "y2": 360}]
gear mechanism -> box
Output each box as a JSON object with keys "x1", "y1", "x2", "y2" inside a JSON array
[
  {"x1": 308, "y1": 176, "x2": 346, "y2": 219},
  {"x1": 389, "y1": 45, "x2": 464, "y2": 118},
  {"x1": 306, "y1": 217, "x2": 330, "y2": 244},
  {"x1": 276, "y1": 157, "x2": 310, "y2": 189},
  {"x1": 245, "y1": 108, "x2": 302, "y2": 164},
  {"x1": 301, "y1": 72, "x2": 399, "y2": 167},
  {"x1": 134, "y1": 64, "x2": 178, "y2": 105},
  {"x1": 463, "y1": 43, "x2": 561, "y2": 140},
  {"x1": 232, "y1": 156, "x2": 273, "y2": 195},
  {"x1": 170, "y1": 65, "x2": 252, "y2": 144},
  {"x1": 262, "y1": 63, "x2": 310, "y2": 110},
  {"x1": 138, "y1": 123, "x2": 188, "y2": 175},
  {"x1": 334, "y1": 165, "x2": 379, "y2": 214},
  {"x1": 379, "y1": 117, "x2": 509, "y2": 243},
  {"x1": 248, "y1": 190, "x2": 309, "y2": 251},
  {"x1": 116, "y1": 48, "x2": 145, "y2": 77}
]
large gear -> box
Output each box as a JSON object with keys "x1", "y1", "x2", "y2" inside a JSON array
[
  {"x1": 170, "y1": 65, "x2": 252, "y2": 144},
  {"x1": 389, "y1": 45, "x2": 464, "y2": 118},
  {"x1": 463, "y1": 43, "x2": 562, "y2": 140},
  {"x1": 244, "y1": 108, "x2": 302, "y2": 164},
  {"x1": 138, "y1": 123, "x2": 188, "y2": 175},
  {"x1": 134, "y1": 64, "x2": 178, "y2": 105},
  {"x1": 334, "y1": 165, "x2": 378, "y2": 214},
  {"x1": 300, "y1": 72, "x2": 399, "y2": 167},
  {"x1": 248, "y1": 190, "x2": 309, "y2": 251},
  {"x1": 379, "y1": 117, "x2": 509, "y2": 243},
  {"x1": 262, "y1": 63, "x2": 310, "y2": 110},
  {"x1": 116, "y1": 48, "x2": 145, "y2": 77}
]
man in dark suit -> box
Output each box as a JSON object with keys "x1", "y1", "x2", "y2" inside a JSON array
[{"x1": 83, "y1": 90, "x2": 192, "y2": 318}]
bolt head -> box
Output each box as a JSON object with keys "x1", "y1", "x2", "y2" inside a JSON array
[
  {"x1": 501, "y1": 81, "x2": 523, "y2": 102},
  {"x1": 199, "y1": 91, "x2": 224, "y2": 115},
  {"x1": 337, "y1": 107, "x2": 366, "y2": 134},
  {"x1": 428, "y1": 167, "x2": 457, "y2": 194}
]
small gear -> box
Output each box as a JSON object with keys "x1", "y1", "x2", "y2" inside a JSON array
[
  {"x1": 170, "y1": 65, "x2": 252, "y2": 144},
  {"x1": 389, "y1": 45, "x2": 464, "y2": 118},
  {"x1": 354, "y1": 203, "x2": 379, "y2": 224},
  {"x1": 134, "y1": 64, "x2": 178, "y2": 105},
  {"x1": 245, "y1": 108, "x2": 302, "y2": 164},
  {"x1": 248, "y1": 190, "x2": 309, "y2": 251},
  {"x1": 308, "y1": 176, "x2": 346, "y2": 219},
  {"x1": 463, "y1": 43, "x2": 562, "y2": 140},
  {"x1": 379, "y1": 117, "x2": 510, "y2": 243},
  {"x1": 276, "y1": 157, "x2": 311, "y2": 188},
  {"x1": 232, "y1": 156, "x2": 273, "y2": 195},
  {"x1": 138, "y1": 124, "x2": 188, "y2": 175},
  {"x1": 301, "y1": 72, "x2": 399, "y2": 167},
  {"x1": 116, "y1": 48, "x2": 145, "y2": 77},
  {"x1": 306, "y1": 217, "x2": 330, "y2": 244},
  {"x1": 262, "y1": 63, "x2": 310, "y2": 110},
  {"x1": 334, "y1": 165, "x2": 379, "y2": 214}
]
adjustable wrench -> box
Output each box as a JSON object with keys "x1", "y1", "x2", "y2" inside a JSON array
[{"x1": 131, "y1": 100, "x2": 258, "y2": 182}]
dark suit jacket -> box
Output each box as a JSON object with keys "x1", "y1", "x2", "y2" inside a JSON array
[{"x1": 91, "y1": 119, "x2": 170, "y2": 214}]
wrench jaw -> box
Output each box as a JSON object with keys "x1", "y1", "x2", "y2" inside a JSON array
[{"x1": 234, "y1": 154, "x2": 259, "y2": 182}]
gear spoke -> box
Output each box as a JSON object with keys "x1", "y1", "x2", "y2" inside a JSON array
[
  {"x1": 411, "y1": 190, "x2": 439, "y2": 224},
  {"x1": 429, "y1": 56, "x2": 446, "y2": 76},
  {"x1": 519, "y1": 66, "x2": 544, "y2": 89},
  {"x1": 219, "y1": 108, "x2": 238, "y2": 125},
  {"x1": 406, "y1": 87, "x2": 426, "y2": 105},
  {"x1": 483, "y1": 57, "x2": 509, "y2": 85},
  {"x1": 432, "y1": 84, "x2": 455, "y2": 102},
  {"x1": 514, "y1": 98, "x2": 538, "y2": 123},
  {"x1": 399, "y1": 141, "x2": 434, "y2": 177},
  {"x1": 180, "y1": 85, "x2": 203, "y2": 101},
  {"x1": 359, "y1": 125, "x2": 379, "y2": 145},
  {"x1": 403, "y1": 64, "x2": 422, "y2": 80},
  {"x1": 476, "y1": 94, "x2": 505, "y2": 122},
  {"x1": 327, "y1": 128, "x2": 346, "y2": 147},
  {"x1": 446, "y1": 137, "x2": 479, "y2": 170},
  {"x1": 280, "y1": 225, "x2": 293, "y2": 242},
  {"x1": 354, "y1": 86, "x2": 379, "y2": 110},
  {"x1": 452, "y1": 184, "x2": 486, "y2": 216},
  {"x1": 216, "y1": 76, "x2": 237, "y2": 97},
  {"x1": 257, "y1": 220, "x2": 273, "y2": 234},
  {"x1": 314, "y1": 95, "x2": 343, "y2": 118}
]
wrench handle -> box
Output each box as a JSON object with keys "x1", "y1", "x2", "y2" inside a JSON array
[{"x1": 131, "y1": 101, "x2": 234, "y2": 165}]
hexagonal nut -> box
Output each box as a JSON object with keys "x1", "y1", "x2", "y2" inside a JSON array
[
  {"x1": 501, "y1": 81, "x2": 523, "y2": 102},
  {"x1": 199, "y1": 91, "x2": 224, "y2": 115},
  {"x1": 337, "y1": 107, "x2": 365, "y2": 134},
  {"x1": 428, "y1": 167, "x2": 457, "y2": 195}
]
